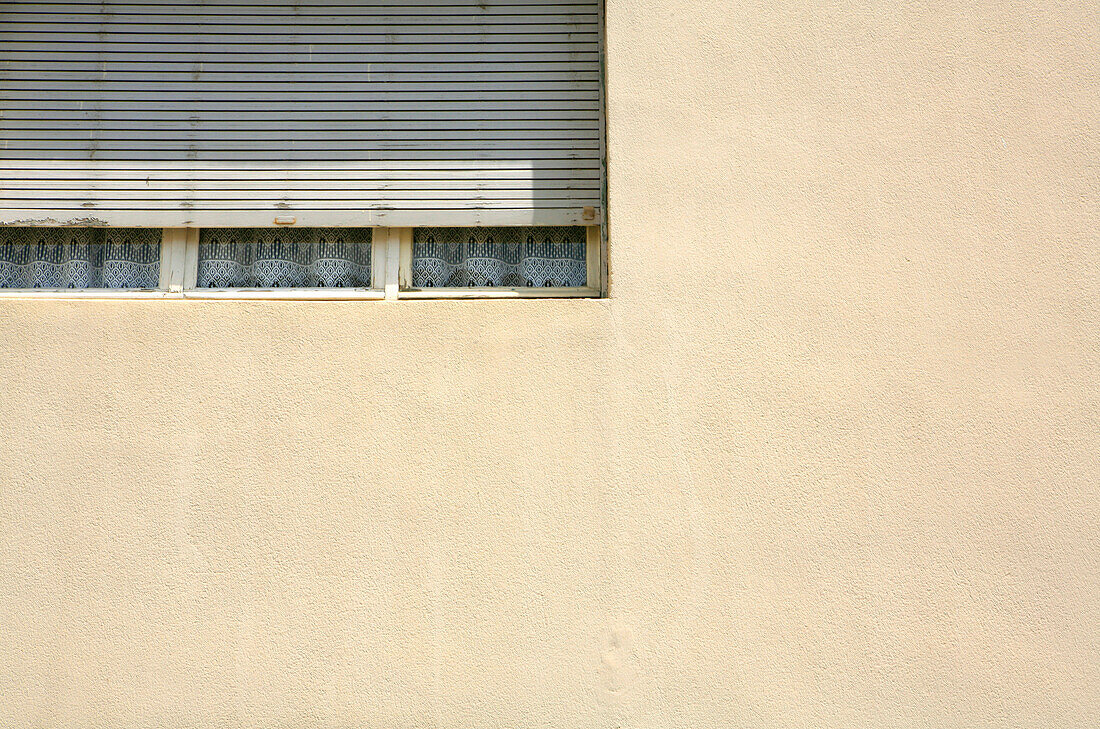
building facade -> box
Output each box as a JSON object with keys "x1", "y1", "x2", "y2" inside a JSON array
[{"x1": 1, "y1": 0, "x2": 1097, "y2": 726}]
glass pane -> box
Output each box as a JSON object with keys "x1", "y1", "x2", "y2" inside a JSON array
[
  {"x1": 411, "y1": 226, "x2": 587, "y2": 288},
  {"x1": 0, "y1": 228, "x2": 161, "y2": 289},
  {"x1": 197, "y1": 228, "x2": 372, "y2": 288}
]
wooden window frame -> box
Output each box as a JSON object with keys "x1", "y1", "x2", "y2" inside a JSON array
[{"x1": 0, "y1": 225, "x2": 603, "y2": 300}]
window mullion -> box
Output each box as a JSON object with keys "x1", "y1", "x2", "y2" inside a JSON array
[
  {"x1": 371, "y1": 226, "x2": 389, "y2": 291},
  {"x1": 384, "y1": 227, "x2": 406, "y2": 301},
  {"x1": 182, "y1": 228, "x2": 199, "y2": 290},
  {"x1": 157, "y1": 228, "x2": 173, "y2": 290},
  {"x1": 586, "y1": 225, "x2": 601, "y2": 292},
  {"x1": 397, "y1": 227, "x2": 413, "y2": 293},
  {"x1": 159, "y1": 227, "x2": 188, "y2": 292}
]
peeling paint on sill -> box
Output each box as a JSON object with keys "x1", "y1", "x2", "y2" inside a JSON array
[{"x1": 0, "y1": 217, "x2": 112, "y2": 227}]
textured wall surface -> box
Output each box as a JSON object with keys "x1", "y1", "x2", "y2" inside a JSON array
[{"x1": 1, "y1": 1, "x2": 1098, "y2": 726}]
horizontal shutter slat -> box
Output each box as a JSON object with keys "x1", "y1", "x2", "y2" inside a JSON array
[
  {"x1": 0, "y1": 210, "x2": 595, "y2": 228},
  {"x1": 0, "y1": 0, "x2": 602, "y2": 227}
]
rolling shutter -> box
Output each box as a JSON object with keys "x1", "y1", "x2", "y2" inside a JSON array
[{"x1": 0, "y1": 0, "x2": 603, "y2": 227}]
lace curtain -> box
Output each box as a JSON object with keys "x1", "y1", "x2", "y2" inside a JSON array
[
  {"x1": 198, "y1": 228, "x2": 372, "y2": 288},
  {"x1": 0, "y1": 228, "x2": 161, "y2": 289},
  {"x1": 412, "y1": 226, "x2": 588, "y2": 288},
  {"x1": 1, "y1": 226, "x2": 586, "y2": 291}
]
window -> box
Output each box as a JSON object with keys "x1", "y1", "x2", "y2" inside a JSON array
[
  {"x1": 0, "y1": 225, "x2": 600, "y2": 299},
  {"x1": 0, "y1": 228, "x2": 161, "y2": 290},
  {"x1": 197, "y1": 228, "x2": 373, "y2": 289},
  {"x1": 0, "y1": 1, "x2": 606, "y2": 298}
]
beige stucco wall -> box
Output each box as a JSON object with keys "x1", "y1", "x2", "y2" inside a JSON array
[{"x1": 1, "y1": 1, "x2": 1097, "y2": 726}]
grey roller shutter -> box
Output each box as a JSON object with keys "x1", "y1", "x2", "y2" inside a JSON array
[{"x1": 0, "y1": 0, "x2": 603, "y2": 227}]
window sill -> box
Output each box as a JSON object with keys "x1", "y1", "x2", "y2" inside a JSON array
[
  {"x1": 0, "y1": 288, "x2": 600, "y2": 301},
  {"x1": 0, "y1": 288, "x2": 384, "y2": 301},
  {"x1": 399, "y1": 287, "x2": 599, "y2": 299}
]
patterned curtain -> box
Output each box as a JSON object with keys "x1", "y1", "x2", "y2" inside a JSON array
[
  {"x1": 197, "y1": 228, "x2": 372, "y2": 288},
  {"x1": 0, "y1": 228, "x2": 161, "y2": 289},
  {"x1": 412, "y1": 226, "x2": 588, "y2": 288}
]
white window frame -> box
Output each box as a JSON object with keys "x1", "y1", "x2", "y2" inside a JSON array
[{"x1": 0, "y1": 225, "x2": 603, "y2": 300}]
